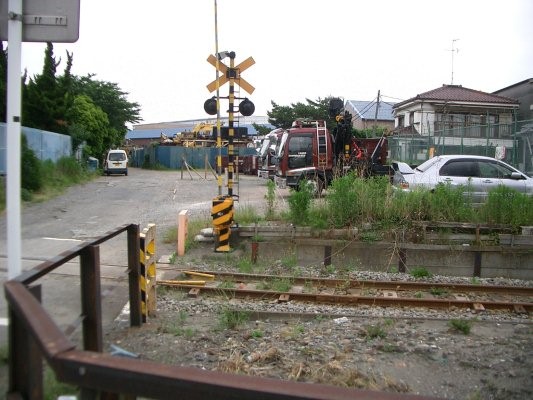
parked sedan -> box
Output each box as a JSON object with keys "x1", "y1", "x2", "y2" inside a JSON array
[{"x1": 392, "y1": 155, "x2": 533, "y2": 204}]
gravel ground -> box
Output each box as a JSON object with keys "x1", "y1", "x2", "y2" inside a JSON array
[{"x1": 105, "y1": 247, "x2": 533, "y2": 400}]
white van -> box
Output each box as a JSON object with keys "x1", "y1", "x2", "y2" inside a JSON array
[{"x1": 104, "y1": 149, "x2": 128, "y2": 176}]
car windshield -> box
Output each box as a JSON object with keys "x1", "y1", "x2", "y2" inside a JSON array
[
  {"x1": 109, "y1": 153, "x2": 126, "y2": 161},
  {"x1": 415, "y1": 157, "x2": 441, "y2": 172}
]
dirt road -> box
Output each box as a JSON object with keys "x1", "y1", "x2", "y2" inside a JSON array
[{"x1": 0, "y1": 167, "x2": 270, "y2": 349}]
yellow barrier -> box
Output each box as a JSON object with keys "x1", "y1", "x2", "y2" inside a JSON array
[
  {"x1": 211, "y1": 195, "x2": 234, "y2": 252},
  {"x1": 140, "y1": 224, "x2": 157, "y2": 322}
]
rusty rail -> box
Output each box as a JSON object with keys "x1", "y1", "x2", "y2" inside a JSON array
[{"x1": 4, "y1": 224, "x2": 441, "y2": 400}]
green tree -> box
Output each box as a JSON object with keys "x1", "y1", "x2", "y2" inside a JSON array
[
  {"x1": 22, "y1": 43, "x2": 66, "y2": 133},
  {"x1": 267, "y1": 97, "x2": 338, "y2": 129},
  {"x1": 252, "y1": 123, "x2": 272, "y2": 136},
  {"x1": 66, "y1": 94, "x2": 110, "y2": 160},
  {"x1": 70, "y1": 75, "x2": 140, "y2": 143},
  {"x1": 19, "y1": 42, "x2": 140, "y2": 157}
]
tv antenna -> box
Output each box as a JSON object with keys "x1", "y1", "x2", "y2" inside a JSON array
[{"x1": 449, "y1": 39, "x2": 459, "y2": 84}]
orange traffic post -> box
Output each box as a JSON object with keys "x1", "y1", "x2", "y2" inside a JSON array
[{"x1": 177, "y1": 210, "x2": 188, "y2": 256}]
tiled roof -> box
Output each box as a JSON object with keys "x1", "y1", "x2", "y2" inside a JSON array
[
  {"x1": 394, "y1": 85, "x2": 519, "y2": 108},
  {"x1": 346, "y1": 100, "x2": 395, "y2": 121}
]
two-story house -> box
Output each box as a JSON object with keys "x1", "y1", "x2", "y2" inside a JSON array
[{"x1": 391, "y1": 84, "x2": 520, "y2": 165}]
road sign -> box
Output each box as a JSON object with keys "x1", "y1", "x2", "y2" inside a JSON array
[
  {"x1": 0, "y1": 0, "x2": 80, "y2": 42},
  {"x1": 206, "y1": 54, "x2": 255, "y2": 94}
]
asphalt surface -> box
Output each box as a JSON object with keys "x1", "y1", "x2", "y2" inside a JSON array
[{"x1": 0, "y1": 167, "x2": 269, "y2": 347}]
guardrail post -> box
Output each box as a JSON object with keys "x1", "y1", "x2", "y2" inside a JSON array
[
  {"x1": 128, "y1": 224, "x2": 142, "y2": 327},
  {"x1": 8, "y1": 285, "x2": 43, "y2": 399},
  {"x1": 473, "y1": 251, "x2": 482, "y2": 277},
  {"x1": 323, "y1": 245, "x2": 332, "y2": 267},
  {"x1": 80, "y1": 245, "x2": 103, "y2": 352},
  {"x1": 398, "y1": 248, "x2": 407, "y2": 273}
]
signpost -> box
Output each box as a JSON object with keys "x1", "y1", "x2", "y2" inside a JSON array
[{"x1": 1, "y1": 0, "x2": 80, "y2": 279}]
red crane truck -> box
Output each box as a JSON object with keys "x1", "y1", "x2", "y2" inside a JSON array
[{"x1": 273, "y1": 98, "x2": 391, "y2": 194}]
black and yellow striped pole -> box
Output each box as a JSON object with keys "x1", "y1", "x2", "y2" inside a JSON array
[
  {"x1": 211, "y1": 195, "x2": 234, "y2": 252},
  {"x1": 227, "y1": 53, "x2": 235, "y2": 197},
  {"x1": 139, "y1": 224, "x2": 157, "y2": 322},
  {"x1": 205, "y1": 46, "x2": 255, "y2": 252}
]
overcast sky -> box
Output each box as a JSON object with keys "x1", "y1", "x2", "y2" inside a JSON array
[{"x1": 8, "y1": 0, "x2": 533, "y2": 125}]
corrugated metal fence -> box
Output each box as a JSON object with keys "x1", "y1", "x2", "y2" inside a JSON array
[
  {"x1": 130, "y1": 145, "x2": 258, "y2": 170},
  {"x1": 0, "y1": 123, "x2": 72, "y2": 174}
]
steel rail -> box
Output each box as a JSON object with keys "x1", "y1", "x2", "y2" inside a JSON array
[
  {"x1": 170, "y1": 270, "x2": 533, "y2": 296},
  {"x1": 161, "y1": 282, "x2": 533, "y2": 312}
]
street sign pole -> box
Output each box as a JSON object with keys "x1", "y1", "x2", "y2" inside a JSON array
[
  {"x1": 6, "y1": 0, "x2": 23, "y2": 279},
  {"x1": 2, "y1": 0, "x2": 80, "y2": 279}
]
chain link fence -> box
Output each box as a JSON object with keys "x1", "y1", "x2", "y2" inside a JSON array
[{"x1": 388, "y1": 119, "x2": 533, "y2": 175}]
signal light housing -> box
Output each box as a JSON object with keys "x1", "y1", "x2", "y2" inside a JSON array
[{"x1": 238, "y1": 98, "x2": 255, "y2": 116}]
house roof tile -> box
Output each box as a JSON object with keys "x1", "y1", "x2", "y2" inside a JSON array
[
  {"x1": 346, "y1": 100, "x2": 395, "y2": 121},
  {"x1": 394, "y1": 84, "x2": 519, "y2": 108}
]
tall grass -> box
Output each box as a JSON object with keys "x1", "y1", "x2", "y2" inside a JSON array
[
  {"x1": 479, "y1": 186, "x2": 533, "y2": 226},
  {"x1": 0, "y1": 156, "x2": 97, "y2": 210},
  {"x1": 302, "y1": 174, "x2": 532, "y2": 229},
  {"x1": 287, "y1": 180, "x2": 313, "y2": 224}
]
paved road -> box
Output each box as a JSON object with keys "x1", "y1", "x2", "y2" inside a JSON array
[{"x1": 0, "y1": 167, "x2": 269, "y2": 347}]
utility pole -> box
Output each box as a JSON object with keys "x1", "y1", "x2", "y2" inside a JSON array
[
  {"x1": 450, "y1": 39, "x2": 459, "y2": 84},
  {"x1": 374, "y1": 90, "x2": 380, "y2": 125}
]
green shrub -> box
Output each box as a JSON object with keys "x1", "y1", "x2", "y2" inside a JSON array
[
  {"x1": 21, "y1": 135, "x2": 42, "y2": 192},
  {"x1": 217, "y1": 308, "x2": 250, "y2": 330},
  {"x1": 448, "y1": 318, "x2": 472, "y2": 334},
  {"x1": 287, "y1": 180, "x2": 313, "y2": 224},
  {"x1": 410, "y1": 267, "x2": 431, "y2": 278},
  {"x1": 364, "y1": 324, "x2": 387, "y2": 340}
]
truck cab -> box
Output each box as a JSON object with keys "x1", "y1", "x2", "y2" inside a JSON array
[{"x1": 274, "y1": 119, "x2": 333, "y2": 194}]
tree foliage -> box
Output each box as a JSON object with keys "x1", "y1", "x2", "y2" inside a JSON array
[
  {"x1": 0, "y1": 42, "x2": 141, "y2": 159},
  {"x1": 267, "y1": 97, "x2": 339, "y2": 129},
  {"x1": 66, "y1": 95, "x2": 110, "y2": 159},
  {"x1": 252, "y1": 123, "x2": 272, "y2": 136}
]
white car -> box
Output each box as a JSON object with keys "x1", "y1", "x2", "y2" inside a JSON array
[
  {"x1": 104, "y1": 149, "x2": 128, "y2": 176},
  {"x1": 392, "y1": 155, "x2": 533, "y2": 204}
]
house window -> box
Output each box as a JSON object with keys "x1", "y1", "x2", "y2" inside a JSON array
[
  {"x1": 409, "y1": 112, "x2": 414, "y2": 126},
  {"x1": 397, "y1": 115, "x2": 404, "y2": 128}
]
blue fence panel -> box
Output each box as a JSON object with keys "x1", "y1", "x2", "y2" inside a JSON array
[
  {"x1": 143, "y1": 146, "x2": 259, "y2": 170},
  {"x1": 0, "y1": 123, "x2": 72, "y2": 174},
  {"x1": 23, "y1": 126, "x2": 72, "y2": 162}
]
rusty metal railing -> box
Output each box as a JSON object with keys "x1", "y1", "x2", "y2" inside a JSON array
[{"x1": 4, "y1": 224, "x2": 441, "y2": 400}]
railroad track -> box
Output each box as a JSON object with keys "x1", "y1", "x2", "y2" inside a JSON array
[{"x1": 158, "y1": 270, "x2": 533, "y2": 314}]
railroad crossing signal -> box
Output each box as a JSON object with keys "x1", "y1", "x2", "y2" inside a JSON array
[{"x1": 206, "y1": 54, "x2": 255, "y2": 94}]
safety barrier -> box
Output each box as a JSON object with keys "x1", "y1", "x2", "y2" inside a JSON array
[
  {"x1": 140, "y1": 223, "x2": 157, "y2": 322},
  {"x1": 211, "y1": 195, "x2": 234, "y2": 252}
]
